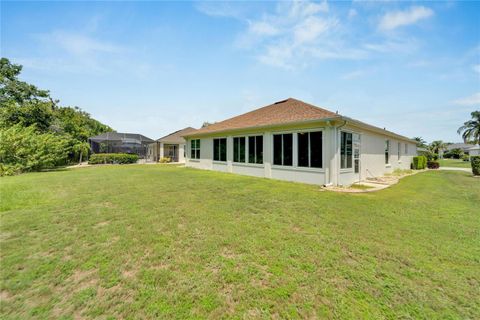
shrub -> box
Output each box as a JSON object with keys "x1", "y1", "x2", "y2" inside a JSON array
[
  {"x1": 88, "y1": 153, "x2": 138, "y2": 165},
  {"x1": 159, "y1": 157, "x2": 171, "y2": 163},
  {"x1": 462, "y1": 154, "x2": 470, "y2": 162},
  {"x1": 444, "y1": 148, "x2": 463, "y2": 159},
  {"x1": 427, "y1": 161, "x2": 439, "y2": 169},
  {"x1": 0, "y1": 124, "x2": 71, "y2": 176},
  {"x1": 413, "y1": 155, "x2": 427, "y2": 170},
  {"x1": 471, "y1": 156, "x2": 480, "y2": 176}
]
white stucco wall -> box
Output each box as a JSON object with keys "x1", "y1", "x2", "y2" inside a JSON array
[{"x1": 185, "y1": 122, "x2": 416, "y2": 186}]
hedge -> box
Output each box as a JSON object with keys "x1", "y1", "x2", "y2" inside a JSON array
[
  {"x1": 88, "y1": 153, "x2": 139, "y2": 165},
  {"x1": 413, "y1": 155, "x2": 427, "y2": 170},
  {"x1": 471, "y1": 156, "x2": 480, "y2": 176}
]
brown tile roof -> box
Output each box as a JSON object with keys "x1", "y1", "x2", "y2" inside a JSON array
[
  {"x1": 186, "y1": 98, "x2": 339, "y2": 136},
  {"x1": 158, "y1": 127, "x2": 197, "y2": 144}
]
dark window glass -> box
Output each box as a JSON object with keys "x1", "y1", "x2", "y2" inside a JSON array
[
  {"x1": 283, "y1": 134, "x2": 293, "y2": 166},
  {"x1": 233, "y1": 138, "x2": 239, "y2": 162},
  {"x1": 239, "y1": 137, "x2": 245, "y2": 162},
  {"x1": 273, "y1": 134, "x2": 282, "y2": 165},
  {"x1": 341, "y1": 132, "x2": 353, "y2": 169},
  {"x1": 233, "y1": 137, "x2": 245, "y2": 163},
  {"x1": 346, "y1": 134, "x2": 352, "y2": 168},
  {"x1": 298, "y1": 132, "x2": 309, "y2": 167},
  {"x1": 398, "y1": 142, "x2": 401, "y2": 160},
  {"x1": 220, "y1": 138, "x2": 227, "y2": 161},
  {"x1": 191, "y1": 139, "x2": 200, "y2": 159},
  {"x1": 273, "y1": 134, "x2": 293, "y2": 166},
  {"x1": 255, "y1": 136, "x2": 263, "y2": 164},
  {"x1": 248, "y1": 136, "x2": 255, "y2": 163},
  {"x1": 310, "y1": 131, "x2": 322, "y2": 168},
  {"x1": 213, "y1": 139, "x2": 220, "y2": 161}
]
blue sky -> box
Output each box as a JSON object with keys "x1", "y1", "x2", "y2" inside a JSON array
[{"x1": 1, "y1": 1, "x2": 479, "y2": 142}]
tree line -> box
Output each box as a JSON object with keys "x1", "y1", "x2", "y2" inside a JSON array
[{"x1": 0, "y1": 58, "x2": 113, "y2": 176}]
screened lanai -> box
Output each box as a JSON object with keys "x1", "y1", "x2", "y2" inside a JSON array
[{"x1": 89, "y1": 132, "x2": 154, "y2": 158}]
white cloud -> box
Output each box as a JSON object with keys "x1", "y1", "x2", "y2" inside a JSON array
[
  {"x1": 293, "y1": 16, "x2": 334, "y2": 45},
  {"x1": 453, "y1": 92, "x2": 480, "y2": 106},
  {"x1": 36, "y1": 31, "x2": 123, "y2": 56},
  {"x1": 248, "y1": 21, "x2": 279, "y2": 36},
  {"x1": 341, "y1": 70, "x2": 365, "y2": 80},
  {"x1": 379, "y1": 6, "x2": 434, "y2": 31}
]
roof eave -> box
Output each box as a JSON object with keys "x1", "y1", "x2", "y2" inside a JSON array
[
  {"x1": 340, "y1": 116, "x2": 417, "y2": 143},
  {"x1": 182, "y1": 116, "x2": 342, "y2": 138}
]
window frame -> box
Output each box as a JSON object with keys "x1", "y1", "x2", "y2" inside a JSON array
[
  {"x1": 247, "y1": 135, "x2": 264, "y2": 165},
  {"x1": 213, "y1": 137, "x2": 227, "y2": 162},
  {"x1": 340, "y1": 131, "x2": 353, "y2": 170},
  {"x1": 297, "y1": 130, "x2": 323, "y2": 169},
  {"x1": 397, "y1": 142, "x2": 401, "y2": 160},
  {"x1": 233, "y1": 136, "x2": 246, "y2": 163},
  {"x1": 273, "y1": 132, "x2": 294, "y2": 167},
  {"x1": 405, "y1": 143, "x2": 408, "y2": 155},
  {"x1": 271, "y1": 128, "x2": 325, "y2": 172},
  {"x1": 190, "y1": 139, "x2": 200, "y2": 160}
]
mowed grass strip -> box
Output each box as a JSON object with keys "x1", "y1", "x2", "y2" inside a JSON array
[
  {"x1": 0, "y1": 165, "x2": 479, "y2": 319},
  {"x1": 438, "y1": 158, "x2": 472, "y2": 168}
]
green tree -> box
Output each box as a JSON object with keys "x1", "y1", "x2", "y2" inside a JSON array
[
  {"x1": 0, "y1": 57, "x2": 113, "y2": 174},
  {"x1": 0, "y1": 58, "x2": 51, "y2": 105},
  {"x1": 412, "y1": 137, "x2": 427, "y2": 148},
  {"x1": 429, "y1": 140, "x2": 447, "y2": 154},
  {"x1": 457, "y1": 111, "x2": 480, "y2": 145},
  {"x1": 0, "y1": 124, "x2": 71, "y2": 175}
]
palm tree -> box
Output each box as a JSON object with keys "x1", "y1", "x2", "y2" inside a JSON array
[
  {"x1": 457, "y1": 111, "x2": 480, "y2": 144},
  {"x1": 429, "y1": 140, "x2": 447, "y2": 154},
  {"x1": 412, "y1": 137, "x2": 427, "y2": 148}
]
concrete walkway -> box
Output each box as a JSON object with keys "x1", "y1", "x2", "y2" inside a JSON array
[{"x1": 438, "y1": 167, "x2": 471, "y2": 172}]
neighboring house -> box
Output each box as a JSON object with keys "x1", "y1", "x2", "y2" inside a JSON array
[
  {"x1": 469, "y1": 145, "x2": 480, "y2": 157},
  {"x1": 148, "y1": 127, "x2": 197, "y2": 162},
  {"x1": 89, "y1": 132, "x2": 154, "y2": 158},
  {"x1": 182, "y1": 98, "x2": 417, "y2": 186},
  {"x1": 445, "y1": 143, "x2": 476, "y2": 154}
]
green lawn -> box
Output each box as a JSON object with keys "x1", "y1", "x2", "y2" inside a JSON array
[
  {"x1": 1, "y1": 166, "x2": 479, "y2": 319},
  {"x1": 438, "y1": 158, "x2": 472, "y2": 168}
]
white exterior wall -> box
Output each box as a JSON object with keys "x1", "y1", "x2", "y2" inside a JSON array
[{"x1": 185, "y1": 123, "x2": 416, "y2": 186}]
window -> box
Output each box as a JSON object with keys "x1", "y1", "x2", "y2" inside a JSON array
[
  {"x1": 385, "y1": 140, "x2": 390, "y2": 164},
  {"x1": 398, "y1": 142, "x2": 401, "y2": 160},
  {"x1": 340, "y1": 132, "x2": 353, "y2": 169},
  {"x1": 297, "y1": 131, "x2": 322, "y2": 168},
  {"x1": 405, "y1": 143, "x2": 408, "y2": 154},
  {"x1": 191, "y1": 139, "x2": 200, "y2": 159},
  {"x1": 273, "y1": 133, "x2": 293, "y2": 166},
  {"x1": 233, "y1": 137, "x2": 246, "y2": 163},
  {"x1": 248, "y1": 136, "x2": 263, "y2": 164},
  {"x1": 213, "y1": 138, "x2": 227, "y2": 161}
]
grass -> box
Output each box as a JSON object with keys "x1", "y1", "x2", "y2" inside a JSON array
[
  {"x1": 438, "y1": 158, "x2": 472, "y2": 168},
  {"x1": 1, "y1": 165, "x2": 479, "y2": 319}
]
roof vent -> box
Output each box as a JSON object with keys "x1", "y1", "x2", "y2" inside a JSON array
[{"x1": 274, "y1": 99, "x2": 289, "y2": 104}]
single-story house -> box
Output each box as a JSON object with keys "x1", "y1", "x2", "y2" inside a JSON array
[
  {"x1": 182, "y1": 98, "x2": 417, "y2": 186},
  {"x1": 89, "y1": 132, "x2": 154, "y2": 158},
  {"x1": 469, "y1": 145, "x2": 480, "y2": 157},
  {"x1": 444, "y1": 142, "x2": 476, "y2": 154},
  {"x1": 148, "y1": 127, "x2": 197, "y2": 163}
]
